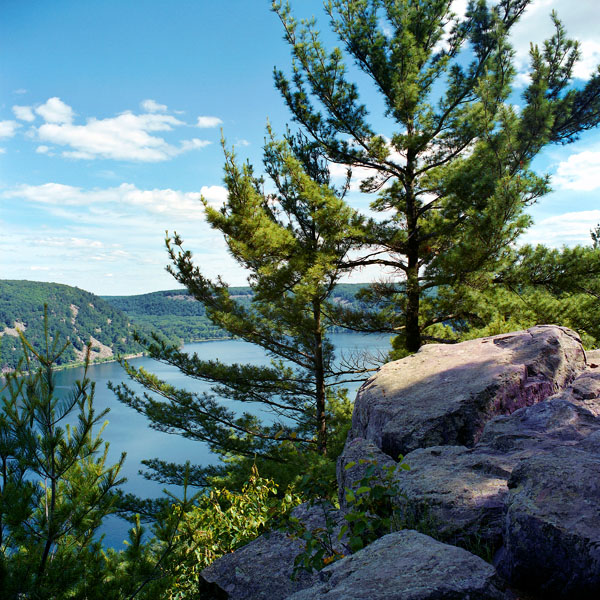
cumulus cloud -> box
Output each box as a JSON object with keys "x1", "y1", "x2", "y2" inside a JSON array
[
  {"x1": 180, "y1": 138, "x2": 212, "y2": 151},
  {"x1": 552, "y1": 150, "x2": 600, "y2": 191},
  {"x1": 36, "y1": 97, "x2": 74, "y2": 124},
  {"x1": 13, "y1": 105, "x2": 35, "y2": 122},
  {"x1": 433, "y1": 1, "x2": 599, "y2": 87},
  {"x1": 28, "y1": 98, "x2": 213, "y2": 162},
  {"x1": 140, "y1": 99, "x2": 168, "y2": 113},
  {"x1": 0, "y1": 120, "x2": 20, "y2": 139},
  {"x1": 197, "y1": 116, "x2": 223, "y2": 128},
  {"x1": 2, "y1": 182, "x2": 224, "y2": 220},
  {"x1": 523, "y1": 209, "x2": 600, "y2": 246},
  {"x1": 510, "y1": 1, "x2": 600, "y2": 83},
  {"x1": 201, "y1": 184, "x2": 229, "y2": 207},
  {"x1": 572, "y1": 40, "x2": 600, "y2": 80}
]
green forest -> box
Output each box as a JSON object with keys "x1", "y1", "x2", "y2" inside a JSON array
[
  {"x1": 103, "y1": 284, "x2": 368, "y2": 343},
  {"x1": 0, "y1": 281, "x2": 145, "y2": 371},
  {"x1": 0, "y1": 281, "x2": 370, "y2": 371}
]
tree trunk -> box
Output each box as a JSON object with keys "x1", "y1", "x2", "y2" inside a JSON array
[
  {"x1": 313, "y1": 299, "x2": 327, "y2": 456},
  {"x1": 405, "y1": 154, "x2": 422, "y2": 353}
]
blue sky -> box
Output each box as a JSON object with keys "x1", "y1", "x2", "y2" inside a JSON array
[{"x1": 1, "y1": 0, "x2": 600, "y2": 295}]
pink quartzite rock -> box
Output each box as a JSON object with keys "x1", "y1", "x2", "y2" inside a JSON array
[
  {"x1": 350, "y1": 326, "x2": 585, "y2": 460},
  {"x1": 388, "y1": 397, "x2": 600, "y2": 550},
  {"x1": 286, "y1": 530, "x2": 512, "y2": 600},
  {"x1": 496, "y1": 435, "x2": 600, "y2": 598}
]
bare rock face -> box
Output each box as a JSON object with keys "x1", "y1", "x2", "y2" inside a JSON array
[
  {"x1": 390, "y1": 398, "x2": 600, "y2": 550},
  {"x1": 350, "y1": 326, "x2": 585, "y2": 460},
  {"x1": 286, "y1": 530, "x2": 512, "y2": 600},
  {"x1": 201, "y1": 502, "x2": 343, "y2": 600},
  {"x1": 547, "y1": 359, "x2": 600, "y2": 416},
  {"x1": 497, "y1": 437, "x2": 600, "y2": 599}
]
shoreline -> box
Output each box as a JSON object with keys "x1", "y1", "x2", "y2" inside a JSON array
[{"x1": 1, "y1": 336, "x2": 235, "y2": 376}]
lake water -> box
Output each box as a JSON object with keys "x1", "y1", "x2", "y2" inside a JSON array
[{"x1": 52, "y1": 333, "x2": 390, "y2": 548}]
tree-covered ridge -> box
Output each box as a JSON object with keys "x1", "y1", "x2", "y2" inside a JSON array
[
  {"x1": 0, "y1": 281, "x2": 370, "y2": 371},
  {"x1": 0, "y1": 280, "x2": 143, "y2": 371},
  {"x1": 102, "y1": 283, "x2": 369, "y2": 343},
  {"x1": 103, "y1": 284, "x2": 365, "y2": 316}
]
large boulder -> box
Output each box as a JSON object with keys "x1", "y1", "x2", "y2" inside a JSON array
[
  {"x1": 350, "y1": 326, "x2": 585, "y2": 460},
  {"x1": 337, "y1": 328, "x2": 600, "y2": 598},
  {"x1": 286, "y1": 530, "x2": 512, "y2": 600},
  {"x1": 201, "y1": 502, "x2": 343, "y2": 600},
  {"x1": 496, "y1": 433, "x2": 600, "y2": 599},
  {"x1": 388, "y1": 397, "x2": 600, "y2": 550}
]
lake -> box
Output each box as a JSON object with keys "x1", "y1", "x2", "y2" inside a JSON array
[{"x1": 52, "y1": 333, "x2": 390, "y2": 548}]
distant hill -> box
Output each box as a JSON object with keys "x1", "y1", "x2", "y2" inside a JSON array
[
  {"x1": 0, "y1": 280, "x2": 146, "y2": 371},
  {"x1": 102, "y1": 287, "x2": 247, "y2": 344},
  {"x1": 0, "y1": 281, "x2": 370, "y2": 371},
  {"x1": 103, "y1": 283, "x2": 369, "y2": 343}
]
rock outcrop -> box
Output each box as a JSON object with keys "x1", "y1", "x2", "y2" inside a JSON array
[
  {"x1": 203, "y1": 326, "x2": 600, "y2": 600},
  {"x1": 349, "y1": 326, "x2": 584, "y2": 459},
  {"x1": 497, "y1": 434, "x2": 600, "y2": 598},
  {"x1": 202, "y1": 502, "x2": 343, "y2": 600},
  {"x1": 287, "y1": 531, "x2": 512, "y2": 600}
]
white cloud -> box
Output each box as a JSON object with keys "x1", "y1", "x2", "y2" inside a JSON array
[
  {"x1": 13, "y1": 105, "x2": 35, "y2": 122},
  {"x1": 201, "y1": 185, "x2": 229, "y2": 207},
  {"x1": 36, "y1": 97, "x2": 74, "y2": 124},
  {"x1": 0, "y1": 148, "x2": 5, "y2": 154},
  {"x1": 197, "y1": 116, "x2": 223, "y2": 128},
  {"x1": 328, "y1": 137, "x2": 405, "y2": 192},
  {"x1": 140, "y1": 99, "x2": 168, "y2": 113},
  {"x1": 511, "y1": 1, "x2": 600, "y2": 82},
  {"x1": 0, "y1": 120, "x2": 20, "y2": 139},
  {"x1": 0, "y1": 180, "x2": 248, "y2": 294},
  {"x1": 2, "y1": 182, "x2": 222, "y2": 220},
  {"x1": 30, "y1": 266, "x2": 50, "y2": 271},
  {"x1": 32, "y1": 99, "x2": 211, "y2": 161},
  {"x1": 329, "y1": 162, "x2": 374, "y2": 191},
  {"x1": 552, "y1": 150, "x2": 600, "y2": 191},
  {"x1": 512, "y1": 72, "x2": 532, "y2": 89},
  {"x1": 523, "y1": 209, "x2": 600, "y2": 246},
  {"x1": 180, "y1": 138, "x2": 212, "y2": 151},
  {"x1": 235, "y1": 139, "x2": 250, "y2": 147},
  {"x1": 31, "y1": 236, "x2": 104, "y2": 249},
  {"x1": 573, "y1": 40, "x2": 600, "y2": 80},
  {"x1": 13, "y1": 88, "x2": 27, "y2": 95},
  {"x1": 36, "y1": 145, "x2": 50, "y2": 154}
]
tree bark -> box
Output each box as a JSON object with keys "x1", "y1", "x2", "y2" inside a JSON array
[{"x1": 313, "y1": 299, "x2": 327, "y2": 456}]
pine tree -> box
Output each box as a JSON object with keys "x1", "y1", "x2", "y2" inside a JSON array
[
  {"x1": 592, "y1": 224, "x2": 600, "y2": 249},
  {"x1": 484, "y1": 243, "x2": 600, "y2": 346},
  {"x1": 273, "y1": 0, "x2": 600, "y2": 353},
  {"x1": 112, "y1": 135, "x2": 369, "y2": 489},
  {"x1": 0, "y1": 310, "x2": 126, "y2": 599}
]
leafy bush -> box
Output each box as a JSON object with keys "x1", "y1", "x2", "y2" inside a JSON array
[
  {"x1": 165, "y1": 465, "x2": 301, "y2": 599},
  {"x1": 287, "y1": 455, "x2": 414, "y2": 577}
]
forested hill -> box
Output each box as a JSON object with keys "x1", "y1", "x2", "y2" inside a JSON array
[
  {"x1": 102, "y1": 283, "x2": 368, "y2": 343},
  {"x1": 0, "y1": 280, "x2": 144, "y2": 371},
  {"x1": 0, "y1": 281, "x2": 369, "y2": 371}
]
